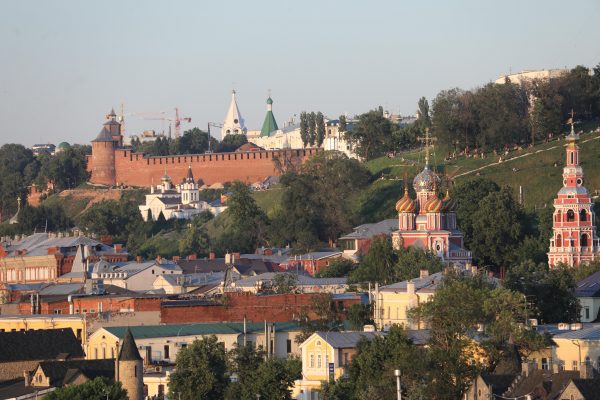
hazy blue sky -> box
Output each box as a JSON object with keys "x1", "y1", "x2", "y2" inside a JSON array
[{"x1": 1, "y1": 0, "x2": 599, "y2": 146}]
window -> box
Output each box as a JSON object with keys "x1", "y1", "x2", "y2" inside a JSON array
[
  {"x1": 310, "y1": 354, "x2": 314, "y2": 368},
  {"x1": 567, "y1": 210, "x2": 575, "y2": 222},
  {"x1": 581, "y1": 234, "x2": 589, "y2": 248},
  {"x1": 572, "y1": 360, "x2": 578, "y2": 371},
  {"x1": 286, "y1": 339, "x2": 292, "y2": 354},
  {"x1": 151, "y1": 269, "x2": 155, "y2": 275},
  {"x1": 76, "y1": 329, "x2": 82, "y2": 341},
  {"x1": 580, "y1": 209, "x2": 587, "y2": 221},
  {"x1": 134, "y1": 365, "x2": 137, "y2": 377},
  {"x1": 94, "y1": 348, "x2": 98, "y2": 359},
  {"x1": 164, "y1": 345, "x2": 170, "y2": 359},
  {"x1": 53, "y1": 309, "x2": 61, "y2": 314},
  {"x1": 556, "y1": 234, "x2": 562, "y2": 247},
  {"x1": 542, "y1": 358, "x2": 548, "y2": 370},
  {"x1": 317, "y1": 354, "x2": 322, "y2": 368}
]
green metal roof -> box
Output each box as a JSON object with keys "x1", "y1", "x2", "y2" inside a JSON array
[
  {"x1": 260, "y1": 110, "x2": 279, "y2": 137},
  {"x1": 104, "y1": 321, "x2": 302, "y2": 339}
]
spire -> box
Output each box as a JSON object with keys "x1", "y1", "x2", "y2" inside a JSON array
[
  {"x1": 417, "y1": 128, "x2": 436, "y2": 169},
  {"x1": 119, "y1": 328, "x2": 142, "y2": 361},
  {"x1": 260, "y1": 93, "x2": 279, "y2": 137},
  {"x1": 186, "y1": 164, "x2": 194, "y2": 182},
  {"x1": 222, "y1": 89, "x2": 246, "y2": 137}
]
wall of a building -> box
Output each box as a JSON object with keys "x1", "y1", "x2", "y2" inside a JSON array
[{"x1": 0, "y1": 316, "x2": 87, "y2": 345}]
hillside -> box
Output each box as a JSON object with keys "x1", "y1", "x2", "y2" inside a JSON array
[{"x1": 368, "y1": 127, "x2": 600, "y2": 209}]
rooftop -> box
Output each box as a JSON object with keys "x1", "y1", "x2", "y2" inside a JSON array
[
  {"x1": 0, "y1": 328, "x2": 84, "y2": 363},
  {"x1": 339, "y1": 219, "x2": 398, "y2": 240},
  {"x1": 576, "y1": 270, "x2": 600, "y2": 298}
]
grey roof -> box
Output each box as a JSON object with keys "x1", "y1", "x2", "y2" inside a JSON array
[
  {"x1": 313, "y1": 331, "x2": 384, "y2": 348},
  {"x1": 92, "y1": 127, "x2": 114, "y2": 142},
  {"x1": 232, "y1": 272, "x2": 347, "y2": 288},
  {"x1": 576, "y1": 270, "x2": 600, "y2": 298},
  {"x1": 159, "y1": 272, "x2": 225, "y2": 286},
  {"x1": 558, "y1": 186, "x2": 589, "y2": 195},
  {"x1": 294, "y1": 251, "x2": 343, "y2": 261},
  {"x1": 0, "y1": 329, "x2": 84, "y2": 362},
  {"x1": 1, "y1": 233, "x2": 119, "y2": 258},
  {"x1": 92, "y1": 260, "x2": 180, "y2": 278},
  {"x1": 39, "y1": 283, "x2": 84, "y2": 296},
  {"x1": 380, "y1": 271, "x2": 444, "y2": 293},
  {"x1": 119, "y1": 329, "x2": 142, "y2": 361},
  {"x1": 339, "y1": 219, "x2": 398, "y2": 240}
]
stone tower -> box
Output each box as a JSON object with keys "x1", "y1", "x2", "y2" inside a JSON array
[
  {"x1": 91, "y1": 109, "x2": 121, "y2": 186},
  {"x1": 116, "y1": 328, "x2": 143, "y2": 400},
  {"x1": 547, "y1": 122, "x2": 600, "y2": 267},
  {"x1": 221, "y1": 90, "x2": 246, "y2": 137}
]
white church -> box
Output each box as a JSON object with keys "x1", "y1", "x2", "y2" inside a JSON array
[
  {"x1": 138, "y1": 166, "x2": 228, "y2": 221},
  {"x1": 220, "y1": 90, "x2": 358, "y2": 159}
]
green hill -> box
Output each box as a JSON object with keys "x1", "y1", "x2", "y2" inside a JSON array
[{"x1": 368, "y1": 128, "x2": 600, "y2": 209}]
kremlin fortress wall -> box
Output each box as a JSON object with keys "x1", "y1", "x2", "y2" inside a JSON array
[
  {"x1": 87, "y1": 146, "x2": 319, "y2": 187},
  {"x1": 87, "y1": 109, "x2": 318, "y2": 187}
]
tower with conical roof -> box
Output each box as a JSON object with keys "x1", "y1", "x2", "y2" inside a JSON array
[
  {"x1": 221, "y1": 90, "x2": 247, "y2": 138},
  {"x1": 180, "y1": 165, "x2": 199, "y2": 205},
  {"x1": 91, "y1": 109, "x2": 122, "y2": 186},
  {"x1": 115, "y1": 328, "x2": 143, "y2": 400},
  {"x1": 548, "y1": 115, "x2": 600, "y2": 268},
  {"x1": 260, "y1": 96, "x2": 279, "y2": 137}
]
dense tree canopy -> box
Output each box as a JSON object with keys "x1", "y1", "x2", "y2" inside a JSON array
[{"x1": 43, "y1": 377, "x2": 127, "y2": 400}]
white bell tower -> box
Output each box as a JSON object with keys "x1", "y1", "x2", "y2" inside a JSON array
[{"x1": 221, "y1": 90, "x2": 247, "y2": 138}]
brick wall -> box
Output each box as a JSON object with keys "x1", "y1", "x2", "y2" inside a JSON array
[
  {"x1": 88, "y1": 148, "x2": 320, "y2": 187},
  {"x1": 160, "y1": 292, "x2": 360, "y2": 324},
  {"x1": 18, "y1": 296, "x2": 162, "y2": 316}
]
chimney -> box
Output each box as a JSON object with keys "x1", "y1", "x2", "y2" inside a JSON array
[
  {"x1": 47, "y1": 247, "x2": 59, "y2": 255},
  {"x1": 172, "y1": 256, "x2": 180, "y2": 262},
  {"x1": 264, "y1": 249, "x2": 273, "y2": 256},
  {"x1": 406, "y1": 280, "x2": 415, "y2": 295},
  {"x1": 521, "y1": 361, "x2": 535, "y2": 377},
  {"x1": 209, "y1": 252, "x2": 215, "y2": 260},
  {"x1": 100, "y1": 235, "x2": 113, "y2": 245},
  {"x1": 136, "y1": 256, "x2": 142, "y2": 263},
  {"x1": 580, "y1": 360, "x2": 593, "y2": 379},
  {"x1": 233, "y1": 252, "x2": 240, "y2": 260},
  {"x1": 23, "y1": 371, "x2": 31, "y2": 387},
  {"x1": 552, "y1": 363, "x2": 560, "y2": 373},
  {"x1": 187, "y1": 253, "x2": 197, "y2": 261},
  {"x1": 156, "y1": 255, "x2": 162, "y2": 262},
  {"x1": 419, "y1": 270, "x2": 429, "y2": 279},
  {"x1": 114, "y1": 244, "x2": 123, "y2": 253}
]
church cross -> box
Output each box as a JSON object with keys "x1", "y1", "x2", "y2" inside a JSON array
[
  {"x1": 568, "y1": 109, "x2": 575, "y2": 134},
  {"x1": 417, "y1": 128, "x2": 437, "y2": 166}
]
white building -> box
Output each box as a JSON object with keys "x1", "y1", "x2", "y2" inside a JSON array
[
  {"x1": 221, "y1": 90, "x2": 247, "y2": 138},
  {"x1": 90, "y1": 258, "x2": 182, "y2": 291},
  {"x1": 138, "y1": 166, "x2": 227, "y2": 221},
  {"x1": 495, "y1": 68, "x2": 569, "y2": 85}
]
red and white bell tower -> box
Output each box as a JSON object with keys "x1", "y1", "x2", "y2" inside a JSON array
[{"x1": 548, "y1": 118, "x2": 599, "y2": 268}]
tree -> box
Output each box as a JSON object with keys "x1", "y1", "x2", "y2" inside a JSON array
[
  {"x1": 316, "y1": 111, "x2": 326, "y2": 146},
  {"x1": 271, "y1": 273, "x2": 298, "y2": 294},
  {"x1": 505, "y1": 261, "x2": 581, "y2": 323},
  {"x1": 417, "y1": 96, "x2": 432, "y2": 129},
  {"x1": 350, "y1": 236, "x2": 397, "y2": 284},
  {"x1": 300, "y1": 112, "x2": 309, "y2": 147},
  {"x1": 395, "y1": 247, "x2": 445, "y2": 281},
  {"x1": 343, "y1": 109, "x2": 393, "y2": 160},
  {"x1": 315, "y1": 259, "x2": 355, "y2": 278},
  {"x1": 178, "y1": 219, "x2": 210, "y2": 257},
  {"x1": 295, "y1": 294, "x2": 343, "y2": 344},
  {"x1": 347, "y1": 303, "x2": 373, "y2": 330},
  {"x1": 37, "y1": 146, "x2": 89, "y2": 190},
  {"x1": 338, "y1": 115, "x2": 347, "y2": 133},
  {"x1": 470, "y1": 187, "x2": 525, "y2": 269},
  {"x1": 0, "y1": 144, "x2": 39, "y2": 219},
  {"x1": 217, "y1": 134, "x2": 248, "y2": 152},
  {"x1": 168, "y1": 336, "x2": 228, "y2": 400},
  {"x1": 308, "y1": 112, "x2": 317, "y2": 146},
  {"x1": 43, "y1": 377, "x2": 127, "y2": 400}
]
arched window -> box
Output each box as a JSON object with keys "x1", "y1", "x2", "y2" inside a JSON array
[
  {"x1": 580, "y1": 209, "x2": 587, "y2": 222},
  {"x1": 556, "y1": 234, "x2": 562, "y2": 247},
  {"x1": 581, "y1": 234, "x2": 589, "y2": 248},
  {"x1": 567, "y1": 210, "x2": 575, "y2": 222},
  {"x1": 571, "y1": 152, "x2": 574, "y2": 164}
]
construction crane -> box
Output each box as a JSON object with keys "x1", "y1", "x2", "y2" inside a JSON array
[
  {"x1": 127, "y1": 108, "x2": 192, "y2": 138},
  {"x1": 174, "y1": 108, "x2": 192, "y2": 138}
]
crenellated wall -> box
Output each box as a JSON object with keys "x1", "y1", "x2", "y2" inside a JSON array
[{"x1": 87, "y1": 148, "x2": 320, "y2": 187}]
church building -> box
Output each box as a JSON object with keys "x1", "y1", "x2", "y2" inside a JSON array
[
  {"x1": 547, "y1": 121, "x2": 600, "y2": 267},
  {"x1": 221, "y1": 90, "x2": 247, "y2": 137},
  {"x1": 391, "y1": 132, "x2": 471, "y2": 265}
]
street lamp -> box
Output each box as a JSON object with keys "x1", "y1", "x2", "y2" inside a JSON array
[{"x1": 394, "y1": 369, "x2": 402, "y2": 400}]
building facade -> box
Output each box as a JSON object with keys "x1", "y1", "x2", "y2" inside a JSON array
[{"x1": 547, "y1": 126, "x2": 600, "y2": 267}]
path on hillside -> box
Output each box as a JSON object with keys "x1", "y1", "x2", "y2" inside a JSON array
[{"x1": 451, "y1": 134, "x2": 600, "y2": 179}]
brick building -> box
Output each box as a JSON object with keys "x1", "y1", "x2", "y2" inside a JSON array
[
  {"x1": 160, "y1": 292, "x2": 364, "y2": 324},
  {"x1": 87, "y1": 109, "x2": 319, "y2": 187}
]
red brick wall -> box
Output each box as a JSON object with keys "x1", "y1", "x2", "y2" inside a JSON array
[
  {"x1": 88, "y1": 148, "x2": 320, "y2": 187},
  {"x1": 18, "y1": 296, "x2": 162, "y2": 315},
  {"x1": 160, "y1": 292, "x2": 360, "y2": 324}
]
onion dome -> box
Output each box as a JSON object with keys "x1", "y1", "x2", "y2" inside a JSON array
[
  {"x1": 161, "y1": 173, "x2": 171, "y2": 182},
  {"x1": 413, "y1": 166, "x2": 440, "y2": 192},
  {"x1": 441, "y1": 190, "x2": 456, "y2": 212},
  {"x1": 424, "y1": 195, "x2": 443, "y2": 213},
  {"x1": 395, "y1": 189, "x2": 417, "y2": 213}
]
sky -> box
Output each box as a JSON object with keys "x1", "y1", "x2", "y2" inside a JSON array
[{"x1": 0, "y1": 0, "x2": 599, "y2": 146}]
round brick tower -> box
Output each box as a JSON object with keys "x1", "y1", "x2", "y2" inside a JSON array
[
  {"x1": 90, "y1": 110, "x2": 120, "y2": 186},
  {"x1": 116, "y1": 328, "x2": 143, "y2": 400}
]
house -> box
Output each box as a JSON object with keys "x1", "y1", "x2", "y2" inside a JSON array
[
  {"x1": 87, "y1": 322, "x2": 304, "y2": 364},
  {"x1": 575, "y1": 271, "x2": 600, "y2": 322},
  {"x1": 90, "y1": 258, "x2": 182, "y2": 291},
  {"x1": 0, "y1": 314, "x2": 86, "y2": 345},
  {"x1": 229, "y1": 272, "x2": 348, "y2": 294},
  {"x1": 0, "y1": 328, "x2": 84, "y2": 382},
  {"x1": 337, "y1": 219, "x2": 398, "y2": 259},
  {"x1": 293, "y1": 330, "x2": 429, "y2": 399},
  {"x1": 536, "y1": 323, "x2": 600, "y2": 371},
  {"x1": 28, "y1": 359, "x2": 114, "y2": 388},
  {"x1": 153, "y1": 272, "x2": 225, "y2": 295},
  {"x1": 177, "y1": 254, "x2": 275, "y2": 276},
  {"x1": 283, "y1": 251, "x2": 345, "y2": 276},
  {"x1": 558, "y1": 379, "x2": 600, "y2": 400},
  {"x1": 0, "y1": 233, "x2": 127, "y2": 285},
  {"x1": 463, "y1": 373, "x2": 517, "y2": 400}
]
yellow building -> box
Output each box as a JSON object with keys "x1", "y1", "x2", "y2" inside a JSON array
[
  {"x1": 0, "y1": 314, "x2": 87, "y2": 346},
  {"x1": 374, "y1": 270, "x2": 442, "y2": 329},
  {"x1": 293, "y1": 331, "x2": 384, "y2": 400},
  {"x1": 533, "y1": 324, "x2": 600, "y2": 371}
]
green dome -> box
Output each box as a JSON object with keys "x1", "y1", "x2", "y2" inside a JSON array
[
  {"x1": 266, "y1": 97, "x2": 273, "y2": 105},
  {"x1": 58, "y1": 142, "x2": 71, "y2": 150}
]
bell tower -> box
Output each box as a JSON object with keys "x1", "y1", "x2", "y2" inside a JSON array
[
  {"x1": 116, "y1": 328, "x2": 144, "y2": 400},
  {"x1": 221, "y1": 90, "x2": 247, "y2": 138},
  {"x1": 548, "y1": 113, "x2": 600, "y2": 267}
]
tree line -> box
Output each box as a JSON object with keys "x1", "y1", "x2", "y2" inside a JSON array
[{"x1": 130, "y1": 128, "x2": 248, "y2": 156}]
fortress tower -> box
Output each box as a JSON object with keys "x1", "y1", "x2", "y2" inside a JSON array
[
  {"x1": 547, "y1": 120, "x2": 600, "y2": 267},
  {"x1": 90, "y1": 109, "x2": 122, "y2": 186},
  {"x1": 115, "y1": 328, "x2": 143, "y2": 400}
]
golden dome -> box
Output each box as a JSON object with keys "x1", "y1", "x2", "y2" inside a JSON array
[
  {"x1": 395, "y1": 189, "x2": 417, "y2": 213},
  {"x1": 424, "y1": 195, "x2": 443, "y2": 213}
]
